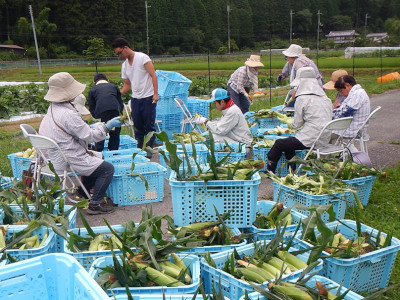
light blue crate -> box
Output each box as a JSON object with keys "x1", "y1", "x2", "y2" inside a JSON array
[
  {"x1": 64, "y1": 225, "x2": 133, "y2": 271},
  {"x1": 5, "y1": 225, "x2": 56, "y2": 261},
  {"x1": 103, "y1": 135, "x2": 138, "y2": 151},
  {"x1": 157, "y1": 93, "x2": 189, "y2": 115},
  {"x1": 7, "y1": 153, "x2": 33, "y2": 180},
  {"x1": 156, "y1": 111, "x2": 184, "y2": 129},
  {"x1": 156, "y1": 70, "x2": 192, "y2": 97},
  {"x1": 253, "y1": 146, "x2": 305, "y2": 176},
  {"x1": 89, "y1": 253, "x2": 200, "y2": 296},
  {"x1": 214, "y1": 142, "x2": 246, "y2": 164},
  {"x1": 187, "y1": 97, "x2": 212, "y2": 119},
  {"x1": 343, "y1": 175, "x2": 376, "y2": 207},
  {"x1": 107, "y1": 162, "x2": 166, "y2": 206},
  {"x1": 247, "y1": 200, "x2": 307, "y2": 242},
  {"x1": 256, "y1": 126, "x2": 293, "y2": 138},
  {"x1": 314, "y1": 219, "x2": 400, "y2": 293},
  {"x1": 272, "y1": 182, "x2": 348, "y2": 222},
  {"x1": 110, "y1": 296, "x2": 230, "y2": 300},
  {"x1": 173, "y1": 227, "x2": 247, "y2": 254},
  {"x1": 158, "y1": 143, "x2": 209, "y2": 177},
  {"x1": 0, "y1": 176, "x2": 14, "y2": 189},
  {"x1": 0, "y1": 253, "x2": 109, "y2": 300},
  {"x1": 169, "y1": 171, "x2": 261, "y2": 228},
  {"x1": 242, "y1": 275, "x2": 364, "y2": 300},
  {"x1": 200, "y1": 239, "x2": 323, "y2": 300},
  {"x1": 103, "y1": 148, "x2": 149, "y2": 165}
]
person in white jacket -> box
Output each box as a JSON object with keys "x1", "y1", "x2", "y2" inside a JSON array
[
  {"x1": 266, "y1": 67, "x2": 332, "y2": 173},
  {"x1": 193, "y1": 88, "x2": 252, "y2": 147}
]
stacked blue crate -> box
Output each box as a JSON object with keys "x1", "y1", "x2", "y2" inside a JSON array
[{"x1": 155, "y1": 70, "x2": 192, "y2": 141}]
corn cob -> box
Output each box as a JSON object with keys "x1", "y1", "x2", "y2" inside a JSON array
[
  {"x1": 235, "y1": 267, "x2": 266, "y2": 283},
  {"x1": 266, "y1": 256, "x2": 292, "y2": 275},
  {"x1": 134, "y1": 262, "x2": 186, "y2": 287},
  {"x1": 237, "y1": 260, "x2": 274, "y2": 280},
  {"x1": 276, "y1": 251, "x2": 307, "y2": 270},
  {"x1": 270, "y1": 282, "x2": 313, "y2": 300},
  {"x1": 88, "y1": 235, "x2": 104, "y2": 251},
  {"x1": 160, "y1": 261, "x2": 192, "y2": 284}
]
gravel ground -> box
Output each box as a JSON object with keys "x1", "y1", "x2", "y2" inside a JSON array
[{"x1": 69, "y1": 89, "x2": 400, "y2": 227}]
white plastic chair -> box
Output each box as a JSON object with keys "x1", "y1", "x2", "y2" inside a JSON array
[
  {"x1": 349, "y1": 106, "x2": 381, "y2": 154},
  {"x1": 20, "y1": 124, "x2": 38, "y2": 137},
  {"x1": 25, "y1": 133, "x2": 91, "y2": 201},
  {"x1": 174, "y1": 97, "x2": 203, "y2": 133},
  {"x1": 125, "y1": 100, "x2": 162, "y2": 133},
  {"x1": 303, "y1": 116, "x2": 354, "y2": 160}
]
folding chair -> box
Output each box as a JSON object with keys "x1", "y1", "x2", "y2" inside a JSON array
[
  {"x1": 126, "y1": 100, "x2": 162, "y2": 134},
  {"x1": 20, "y1": 124, "x2": 38, "y2": 137},
  {"x1": 349, "y1": 106, "x2": 381, "y2": 154},
  {"x1": 303, "y1": 116, "x2": 354, "y2": 160},
  {"x1": 278, "y1": 90, "x2": 295, "y2": 113},
  {"x1": 25, "y1": 133, "x2": 91, "y2": 202},
  {"x1": 174, "y1": 97, "x2": 203, "y2": 133}
]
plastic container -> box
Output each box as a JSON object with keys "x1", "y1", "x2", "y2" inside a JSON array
[
  {"x1": 89, "y1": 253, "x2": 200, "y2": 296},
  {"x1": 273, "y1": 182, "x2": 348, "y2": 222},
  {"x1": 242, "y1": 275, "x2": 364, "y2": 300},
  {"x1": 156, "y1": 111, "x2": 184, "y2": 129},
  {"x1": 213, "y1": 143, "x2": 246, "y2": 164},
  {"x1": 110, "y1": 296, "x2": 230, "y2": 300},
  {"x1": 173, "y1": 227, "x2": 247, "y2": 254},
  {"x1": 187, "y1": 97, "x2": 213, "y2": 119},
  {"x1": 0, "y1": 176, "x2": 13, "y2": 189},
  {"x1": 157, "y1": 92, "x2": 189, "y2": 116},
  {"x1": 377, "y1": 71, "x2": 400, "y2": 83},
  {"x1": 7, "y1": 153, "x2": 33, "y2": 180},
  {"x1": 103, "y1": 148, "x2": 148, "y2": 165},
  {"x1": 156, "y1": 70, "x2": 192, "y2": 97},
  {"x1": 107, "y1": 162, "x2": 166, "y2": 206},
  {"x1": 257, "y1": 127, "x2": 294, "y2": 138},
  {"x1": 0, "y1": 253, "x2": 109, "y2": 300},
  {"x1": 200, "y1": 239, "x2": 323, "y2": 300},
  {"x1": 169, "y1": 170, "x2": 261, "y2": 228},
  {"x1": 5, "y1": 225, "x2": 56, "y2": 261},
  {"x1": 246, "y1": 200, "x2": 307, "y2": 242},
  {"x1": 64, "y1": 225, "x2": 133, "y2": 271},
  {"x1": 253, "y1": 146, "x2": 305, "y2": 176},
  {"x1": 316, "y1": 219, "x2": 400, "y2": 293},
  {"x1": 158, "y1": 143, "x2": 209, "y2": 177},
  {"x1": 342, "y1": 175, "x2": 376, "y2": 207},
  {"x1": 101, "y1": 135, "x2": 138, "y2": 151}
]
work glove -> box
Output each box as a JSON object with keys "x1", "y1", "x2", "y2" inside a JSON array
[
  {"x1": 193, "y1": 116, "x2": 207, "y2": 124},
  {"x1": 105, "y1": 117, "x2": 123, "y2": 131},
  {"x1": 248, "y1": 94, "x2": 253, "y2": 101},
  {"x1": 276, "y1": 74, "x2": 285, "y2": 82}
]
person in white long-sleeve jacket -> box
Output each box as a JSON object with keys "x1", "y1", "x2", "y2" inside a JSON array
[{"x1": 193, "y1": 88, "x2": 253, "y2": 147}]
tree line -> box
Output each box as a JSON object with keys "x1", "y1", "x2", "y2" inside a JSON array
[{"x1": 0, "y1": 0, "x2": 399, "y2": 59}]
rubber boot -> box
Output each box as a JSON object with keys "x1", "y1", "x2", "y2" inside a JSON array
[
  {"x1": 136, "y1": 137, "x2": 144, "y2": 150},
  {"x1": 266, "y1": 161, "x2": 278, "y2": 174}
]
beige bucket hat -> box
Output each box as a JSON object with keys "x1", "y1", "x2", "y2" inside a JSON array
[
  {"x1": 323, "y1": 69, "x2": 349, "y2": 90},
  {"x1": 73, "y1": 94, "x2": 90, "y2": 115},
  {"x1": 44, "y1": 72, "x2": 86, "y2": 103},
  {"x1": 282, "y1": 44, "x2": 303, "y2": 57},
  {"x1": 245, "y1": 55, "x2": 264, "y2": 68}
]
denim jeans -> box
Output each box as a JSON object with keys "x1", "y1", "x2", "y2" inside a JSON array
[
  {"x1": 227, "y1": 84, "x2": 249, "y2": 114},
  {"x1": 95, "y1": 110, "x2": 121, "y2": 151},
  {"x1": 131, "y1": 95, "x2": 156, "y2": 144},
  {"x1": 81, "y1": 161, "x2": 114, "y2": 205},
  {"x1": 267, "y1": 137, "x2": 307, "y2": 173}
]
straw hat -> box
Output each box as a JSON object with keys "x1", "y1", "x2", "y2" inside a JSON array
[
  {"x1": 282, "y1": 44, "x2": 302, "y2": 57},
  {"x1": 211, "y1": 88, "x2": 229, "y2": 101},
  {"x1": 73, "y1": 94, "x2": 90, "y2": 115},
  {"x1": 290, "y1": 67, "x2": 317, "y2": 87},
  {"x1": 44, "y1": 72, "x2": 86, "y2": 103},
  {"x1": 245, "y1": 55, "x2": 264, "y2": 68},
  {"x1": 322, "y1": 70, "x2": 348, "y2": 90}
]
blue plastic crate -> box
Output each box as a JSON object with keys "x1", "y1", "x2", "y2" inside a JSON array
[
  {"x1": 64, "y1": 225, "x2": 133, "y2": 271},
  {"x1": 156, "y1": 111, "x2": 184, "y2": 129},
  {"x1": 272, "y1": 182, "x2": 348, "y2": 222},
  {"x1": 107, "y1": 162, "x2": 166, "y2": 206},
  {"x1": 103, "y1": 148, "x2": 148, "y2": 165},
  {"x1": 7, "y1": 153, "x2": 33, "y2": 180},
  {"x1": 169, "y1": 171, "x2": 261, "y2": 228},
  {"x1": 187, "y1": 97, "x2": 213, "y2": 119},
  {"x1": 155, "y1": 125, "x2": 182, "y2": 145},
  {"x1": 242, "y1": 275, "x2": 364, "y2": 300},
  {"x1": 110, "y1": 296, "x2": 230, "y2": 300},
  {"x1": 343, "y1": 175, "x2": 376, "y2": 207},
  {"x1": 0, "y1": 253, "x2": 109, "y2": 300},
  {"x1": 200, "y1": 239, "x2": 323, "y2": 300},
  {"x1": 89, "y1": 253, "x2": 200, "y2": 296},
  {"x1": 256, "y1": 127, "x2": 294, "y2": 138},
  {"x1": 253, "y1": 146, "x2": 305, "y2": 176},
  {"x1": 102, "y1": 135, "x2": 138, "y2": 151},
  {"x1": 156, "y1": 70, "x2": 192, "y2": 97},
  {"x1": 247, "y1": 200, "x2": 307, "y2": 242},
  {"x1": 5, "y1": 225, "x2": 56, "y2": 261},
  {"x1": 173, "y1": 227, "x2": 247, "y2": 254},
  {"x1": 157, "y1": 92, "x2": 189, "y2": 116},
  {"x1": 0, "y1": 176, "x2": 13, "y2": 189},
  {"x1": 213, "y1": 143, "x2": 246, "y2": 164},
  {"x1": 158, "y1": 143, "x2": 209, "y2": 178},
  {"x1": 315, "y1": 219, "x2": 400, "y2": 293}
]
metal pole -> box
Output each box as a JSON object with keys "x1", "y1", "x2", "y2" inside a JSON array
[
  {"x1": 316, "y1": 10, "x2": 322, "y2": 67},
  {"x1": 227, "y1": 5, "x2": 231, "y2": 54},
  {"x1": 29, "y1": 5, "x2": 42, "y2": 76},
  {"x1": 364, "y1": 13, "x2": 369, "y2": 37},
  {"x1": 290, "y1": 10, "x2": 294, "y2": 44},
  {"x1": 145, "y1": 1, "x2": 150, "y2": 55}
]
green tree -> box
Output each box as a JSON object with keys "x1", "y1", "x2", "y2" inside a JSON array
[
  {"x1": 82, "y1": 37, "x2": 108, "y2": 59},
  {"x1": 14, "y1": 17, "x2": 32, "y2": 46}
]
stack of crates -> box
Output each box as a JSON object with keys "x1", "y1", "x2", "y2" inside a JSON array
[{"x1": 156, "y1": 70, "x2": 192, "y2": 140}]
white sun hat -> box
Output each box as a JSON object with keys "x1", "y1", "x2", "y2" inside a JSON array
[
  {"x1": 73, "y1": 94, "x2": 90, "y2": 115},
  {"x1": 282, "y1": 44, "x2": 303, "y2": 57},
  {"x1": 44, "y1": 72, "x2": 86, "y2": 103}
]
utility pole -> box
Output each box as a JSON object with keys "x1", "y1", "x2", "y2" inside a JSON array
[
  {"x1": 145, "y1": 1, "x2": 150, "y2": 55},
  {"x1": 227, "y1": 5, "x2": 231, "y2": 54},
  {"x1": 29, "y1": 5, "x2": 42, "y2": 76},
  {"x1": 290, "y1": 10, "x2": 295, "y2": 44},
  {"x1": 316, "y1": 10, "x2": 322, "y2": 67},
  {"x1": 364, "y1": 13, "x2": 370, "y2": 37}
]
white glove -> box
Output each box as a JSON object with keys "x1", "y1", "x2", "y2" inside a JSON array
[{"x1": 193, "y1": 116, "x2": 207, "y2": 124}]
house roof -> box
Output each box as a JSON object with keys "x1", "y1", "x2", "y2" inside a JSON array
[
  {"x1": 0, "y1": 45, "x2": 25, "y2": 50},
  {"x1": 366, "y1": 32, "x2": 388, "y2": 38},
  {"x1": 325, "y1": 30, "x2": 359, "y2": 37}
]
